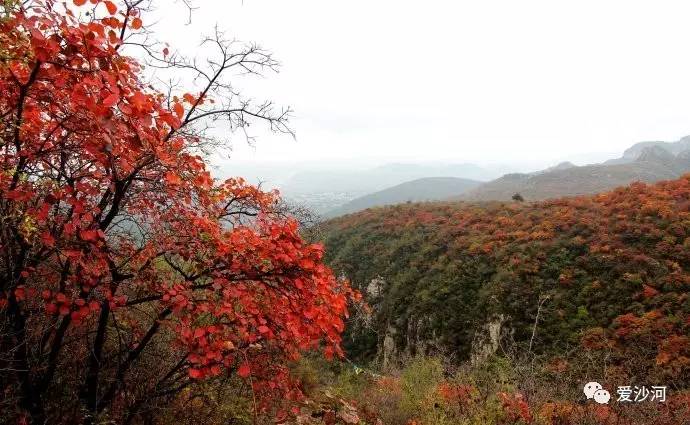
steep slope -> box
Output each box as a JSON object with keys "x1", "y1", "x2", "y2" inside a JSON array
[
  {"x1": 461, "y1": 146, "x2": 690, "y2": 201},
  {"x1": 318, "y1": 176, "x2": 690, "y2": 386},
  {"x1": 324, "y1": 177, "x2": 482, "y2": 217}
]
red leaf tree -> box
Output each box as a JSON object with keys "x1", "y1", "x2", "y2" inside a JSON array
[{"x1": 0, "y1": 1, "x2": 357, "y2": 423}]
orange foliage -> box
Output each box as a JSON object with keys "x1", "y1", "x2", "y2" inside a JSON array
[{"x1": 0, "y1": 1, "x2": 358, "y2": 423}]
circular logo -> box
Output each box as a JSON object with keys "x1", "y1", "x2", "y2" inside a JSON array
[
  {"x1": 583, "y1": 381, "x2": 602, "y2": 399},
  {"x1": 593, "y1": 389, "x2": 611, "y2": 404}
]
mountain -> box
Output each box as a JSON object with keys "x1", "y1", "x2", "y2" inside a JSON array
[
  {"x1": 460, "y1": 140, "x2": 690, "y2": 202},
  {"x1": 316, "y1": 176, "x2": 690, "y2": 385},
  {"x1": 621, "y1": 135, "x2": 690, "y2": 161},
  {"x1": 281, "y1": 163, "x2": 496, "y2": 196},
  {"x1": 279, "y1": 162, "x2": 500, "y2": 214},
  {"x1": 324, "y1": 177, "x2": 482, "y2": 217},
  {"x1": 532, "y1": 161, "x2": 576, "y2": 174}
]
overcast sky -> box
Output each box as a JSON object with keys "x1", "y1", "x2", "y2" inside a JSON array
[{"x1": 152, "y1": 0, "x2": 690, "y2": 169}]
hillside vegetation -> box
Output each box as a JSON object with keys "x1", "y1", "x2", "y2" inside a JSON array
[{"x1": 319, "y1": 175, "x2": 690, "y2": 390}]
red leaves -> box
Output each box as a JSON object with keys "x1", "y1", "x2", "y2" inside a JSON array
[
  {"x1": 183, "y1": 93, "x2": 196, "y2": 104},
  {"x1": 128, "y1": 91, "x2": 149, "y2": 112},
  {"x1": 237, "y1": 362, "x2": 251, "y2": 378},
  {"x1": 323, "y1": 345, "x2": 335, "y2": 360},
  {"x1": 298, "y1": 257, "x2": 315, "y2": 269},
  {"x1": 0, "y1": 2, "x2": 353, "y2": 417},
  {"x1": 79, "y1": 229, "x2": 100, "y2": 242},
  {"x1": 642, "y1": 284, "x2": 659, "y2": 299},
  {"x1": 498, "y1": 392, "x2": 533, "y2": 424},
  {"x1": 173, "y1": 102, "x2": 184, "y2": 119},
  {"x1": 45, "y1": 303, "x2": 58, "y2": 315},
  {"x1": 656, "y1": 335, "x2": 690, "y2": 369},
  {"x1": 102, "y1": 93, "x2": 119, "y2": 107},
  {"x1": 437, "y1": 382, "x2": 479, "y2": 406},
  {"x1": 41, "y1": 231, "x2": 55, "y2": 247},
  {"x1": 14, "y1": 287, "x2": 26, "y2": 301},
  {"x1": 104, "y1": 1, "x2": 118, "y2": 15},
  {"x1": 189, "y1": 364, "x2": 221, "y2": 380},
  {"x1": 164, "y1": 172, "x2": 182, "y2": 185}
]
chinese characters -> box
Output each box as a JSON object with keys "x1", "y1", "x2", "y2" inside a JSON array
[{"x1": 616, "y1": 386, "x2": 666, "y2": 403}]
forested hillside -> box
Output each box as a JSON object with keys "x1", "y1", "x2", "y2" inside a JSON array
[{"x1": 319, "y1": 176, "x2": 690, "y2": 387}]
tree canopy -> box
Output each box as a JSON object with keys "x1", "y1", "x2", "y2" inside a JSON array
[{"x1": 0, "y1": 1, "x2": 357, "y2": 423}]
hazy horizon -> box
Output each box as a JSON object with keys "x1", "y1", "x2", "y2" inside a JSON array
[{"x1": 146, "y1": 0, "x2": 690, "y2": 173}]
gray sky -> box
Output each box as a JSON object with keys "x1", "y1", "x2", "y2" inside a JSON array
[{"x1": 153, "y1": 0, "x2": 690, "y2": 168}]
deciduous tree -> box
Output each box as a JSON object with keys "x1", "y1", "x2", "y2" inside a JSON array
[{"x1": 0, "y1": 1, "x2": 357, "y2": 423}]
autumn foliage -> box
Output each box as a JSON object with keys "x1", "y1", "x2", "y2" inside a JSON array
[
  {"x1": 322, "y1": 175, "x2": 690, "y2": 389},
  {"x1": 0, "y1": 1, "x2": 356, "y2": 423}
]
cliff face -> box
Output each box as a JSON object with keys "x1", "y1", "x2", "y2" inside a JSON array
[
  {"x1": 355, "y1": 274, "x2": 513, "y2": 367},
  {"x1": 358, "y1": 276, "x2": 443, "y2": 367},
  {"x1": 470, "y1": 314, "x2": 512, "y2": 366}
]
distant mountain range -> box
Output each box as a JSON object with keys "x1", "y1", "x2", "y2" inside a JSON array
[
  {"x1": 317, "y1": 136, "x2": 690, "y2": 217},
  {"x1": 281, "y1": 163, "x2": 499, "y2": 196},
  {"x1": 460, "y1": 136, "x2": 690, "y2": 202},
  {"x1": 324, "y1": 177, "x2": 482, "y2": 217},
  {"x1": 280, "y1": 162, "x2": 504, "y2": 214}
]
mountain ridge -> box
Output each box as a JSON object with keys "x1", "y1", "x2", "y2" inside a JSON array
[
  {"x1": 282, "y1": 162, "x2": 496, "y2": 196},
  {"x1": 458, "y1": 137, "x2": 690, "y2": 202},
  {"x1": 324, "y1": 176, "x2": 482, "y2": 217}
]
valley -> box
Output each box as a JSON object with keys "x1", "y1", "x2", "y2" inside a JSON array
[{"x1": 298, "y1": 174, "x2": 690, "y2": 424}]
